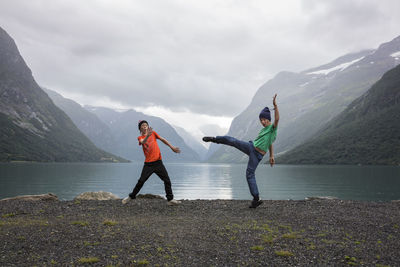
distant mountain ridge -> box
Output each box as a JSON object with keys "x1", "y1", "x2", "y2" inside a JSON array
[
  {"x1": 278, "y1": 64, "x2": 400, "y2": 165},
  {"x1": 173, "y1": 125, "x2": 208, "y2": 160},
  {"x1": 0, "y1": 26, "x2": 124, "y2": 162},
  {"x1": 44, "y1": 87, "x2": 201, "y2": 162},
  {"x1": 208, "y1": 35, "x2": 400, "y2": 163},
  {"x1": 44, "y1": 89, "x2": 117, "y2": 154}
]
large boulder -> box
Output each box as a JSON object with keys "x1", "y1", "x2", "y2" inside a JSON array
[
  {"x1": 0, "y1": 193, "x2": 58, "y2": 201},
  {"x1": 74, "y1": 191, "x2": 119, "y2": 200}
]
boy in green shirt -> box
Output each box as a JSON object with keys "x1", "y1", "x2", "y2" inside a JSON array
[{"x1": 203, "y1": 94, "x2": 279, "y2": 208}]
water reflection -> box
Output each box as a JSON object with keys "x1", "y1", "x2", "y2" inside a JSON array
[
  {"x1": 165, "y1": 163, "x2": 233, "y2": 200},
  {"x1": 0, "y1": 163, "x2": 399, "y2": 201},
  {"x1": 256, "y1": 164, "x2": 400, "y2": 200}
]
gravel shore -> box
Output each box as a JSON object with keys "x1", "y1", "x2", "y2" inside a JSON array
[{"x1": 1, "y1": 198, "x2": 399, "y2": 266}]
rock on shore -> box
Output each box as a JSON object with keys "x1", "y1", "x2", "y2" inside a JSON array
[
  {"x1": 74, "y1": 191, "x2": 120, "y2": 201},
  {"x1": 0, "y1": 193, "x2": 58, "y2": 202}
]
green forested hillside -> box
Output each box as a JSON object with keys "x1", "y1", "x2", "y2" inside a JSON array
[{"x1": 278, "y1": 64, "x2": 400, "y2": 165}]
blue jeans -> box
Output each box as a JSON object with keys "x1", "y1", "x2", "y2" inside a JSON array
[{"x1": 215, "y1": 136, "x2": 264, "y2": 199}]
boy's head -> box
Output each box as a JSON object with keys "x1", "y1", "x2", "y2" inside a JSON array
[
  {"x1": 259, "y1": 107, "x2": 271, "y2": 127},
  {"x1": 138, "y1": 120, "x2": 149, "y2": 131},
  {"x1": 259, "y1": 107, "x2": 271, "y2": 121}
]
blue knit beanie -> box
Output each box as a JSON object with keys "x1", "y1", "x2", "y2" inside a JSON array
[{"x1": 259, "y1": 107, "x2": 271, "y2": 121}]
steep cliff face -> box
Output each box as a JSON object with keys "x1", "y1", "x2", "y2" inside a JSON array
[
  {"x1": 0, "y1": 27, "x2": 125, "y2": 162},
  {"x1": 44, "y1": 88, "x2": 117, "y2": 155},
  {"x1": 278, "y1": 64, "x2": 400, "y2": 165}
]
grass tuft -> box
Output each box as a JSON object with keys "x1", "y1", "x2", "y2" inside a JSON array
[
  {"x1": 282, "y1": 233, "x2": 301, "y2": 239},
  {"x1": 344, "y1": 255, "x2": 357, "y2": 265},
  {"x1": 250, "y1": 245, "x2": 264, "y2": 251},
  {"x1": 275, "y1": 250, "x2": 294, "y2": 257},
  {"x1": 2, "y1": 213, "x2": 16, "y2": 218},
  {"x1": 261, "y1": 233, "x2": 275, "y2": 243},
  {"x1": 78, "y1": 257, "x2": 100, "y2": 264},
  {"x1": 71, "y1": 221, "x2": 89, "y2": 227},
  {"x1": 137, "y1": 259, "x2": 150, "y2": 265},
  {"x1": 103, "y1": 220, "x2": 118, "y2": 226},
  {"x1": 84, "y1": 241, "x2": 100, "y2": 246}
]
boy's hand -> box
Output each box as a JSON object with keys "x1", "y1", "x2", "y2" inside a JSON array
[
  {"x1": 172, "y1": 146, "x2": 181, "y2": 153},
  {"x1": 269, "y1": 156, "x2": 275, "y2": 167},
  {"x1": 147, "y1": 127, "x2": 153, "y2": 136},
  {"x1": 273, "y1": 94, "x2": 277, "y2": 107}
]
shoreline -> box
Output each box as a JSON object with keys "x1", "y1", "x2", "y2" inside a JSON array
[
  {"x1": 2, "y1": 193, "x2": 400, "y2": 203},
  {"x1": 1, "y1": 197, "x2": 399, "y2": 266},
  {"x1": 2, "y1": 161, "x2": 400, "y2": 166}
]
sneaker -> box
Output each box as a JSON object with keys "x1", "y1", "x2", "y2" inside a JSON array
[
  {"x1": 202, "y1": 136, "x2": 216, "y2": 142},
  {"x1": 122, "y1": 196, "x2": 132, "y2": 204},
  {"x1": 249, "y1": 199, "x2": 263, "y2": 208},
  {"x1": 167, "y1": 199, "x2": 181, "y2": 206}
]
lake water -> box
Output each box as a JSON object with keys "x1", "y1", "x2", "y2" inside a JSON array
[{"x1": 0, "y1": 163, "x2": 399, "y2": 201}]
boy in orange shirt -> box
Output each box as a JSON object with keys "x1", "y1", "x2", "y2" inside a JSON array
[{"x1": 122, "y1": 120, "x2": 181, "y2": 205}]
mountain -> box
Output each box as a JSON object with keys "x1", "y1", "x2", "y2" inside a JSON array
[
  {"x1": 277, "y1": 64, "x2": 400, "y2": 165},
  {"x1": 85, "y1": 106, "x2": 201, "y2": 162},
  {"x1": 0, "y1": 27, "x2": 125, "y2": 162},
  {"x1": 45, "y1": 89, "x2": 201, "y2": 162},
  {"x1": 173, "y1": 126, "x2": 208, "y2": 160},
  {"x1": 208, "y1": 35, "x2": 400, "y2": 163},
  {"x1": 44, "y1": 88, "x2": 116, "y2": 154}
]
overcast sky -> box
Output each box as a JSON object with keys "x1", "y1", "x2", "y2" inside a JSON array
[{"x1": 1, "y1": 0, "x2": 399, "y2": 139}]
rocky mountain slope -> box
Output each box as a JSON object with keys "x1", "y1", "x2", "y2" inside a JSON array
[
  {"x1": 44, "y1": 88, "x2": 117, "y2": 155},
  {"x1": 0, "y1": 27, "x2": 125, "y2": 162},
  {"x1": 278, "y1": 64, "x2": 400, "y2": 165}
]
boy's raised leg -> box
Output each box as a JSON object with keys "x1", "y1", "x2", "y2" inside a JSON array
[
  {"x1": 203, "y1": 136, "x2": 251, "y2": 156},
  {"x1": 202, "y1": 136, "x2": 216, "y2": 142}
]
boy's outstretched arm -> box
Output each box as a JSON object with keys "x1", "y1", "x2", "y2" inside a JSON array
[
  {"x1": 269, "y1": 144, "x2": 275, "y2": 167},
  {"x1": 159, "y1": 136, "x2": 181, "y2": 153},
  {"x1": 273, "y1": 94, "x2": 279, "y2": 128}
]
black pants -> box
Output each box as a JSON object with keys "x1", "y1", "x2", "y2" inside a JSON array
[{"x1": 129, "y1": 160, "x2": 174, "y2": 201}]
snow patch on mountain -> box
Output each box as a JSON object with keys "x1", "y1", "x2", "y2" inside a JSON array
[
  {"x1": 299, "y1": 82, "x2": 309, "y2": 87},
  {"x1": 391, "y1": 51, "x2": 400, "y2": 59},
  {"x1": 307, "y1": 57, "x2": 365, "y2": 75}
]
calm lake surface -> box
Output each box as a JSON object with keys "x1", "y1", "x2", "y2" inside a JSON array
[{"x1": 0, "y1": 163, "x2": 399, "y2": 201}]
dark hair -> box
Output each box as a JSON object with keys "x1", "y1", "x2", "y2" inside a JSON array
[{"x1": 138, "y1": 120, "x2": 148, "y2": 130}]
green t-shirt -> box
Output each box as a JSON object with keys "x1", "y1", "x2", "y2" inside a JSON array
[{"x1": 253, "y1": 125, "x2": 277, "y2": 152}]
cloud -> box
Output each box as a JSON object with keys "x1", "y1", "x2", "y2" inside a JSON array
[
  {"x1": 0, "y1": 0, "x2": 399, "y2": 119},
  {"x1": 300, "y1": 0, "x2": 400, "y2": 51},
  {"x1": 135, "y1": 106, "x2": 231, "y2": 141},
  {"x1": 199, "y1": 124, "x2": 228, "y2": 137}
]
